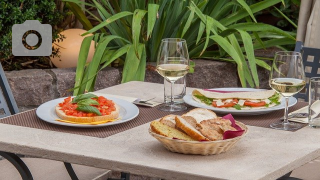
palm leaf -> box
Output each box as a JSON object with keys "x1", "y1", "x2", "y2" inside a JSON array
[
  {"x1": 82, "y1": 11, "x2": 133, "y2": 36},
  {"x1": 238, "y1": 29, "x2": 259, "y2": 87},
  {"x1": 209, "y1": 35, "x2": 246, "y2": 86},
  {"x1": 132, "y1": 9, "x2": 147, "y2": 57},
  {"x1": 236, "y1": 0, "x2": 257, "y2": 22},
  {"x1": 73, "y1": 35, "x2": 94, "y2": 96},
  {"x1": 65, "y1": 2, "x2": 93, "y2": 30},
  {"x1": 228, "y1": 23, "x2": 295, "y2": 40},
  {"x1": 220, "y1": 0, "x2": 281, "y2": 26},
  {"x1": 147, "y1": 4, "x2": 159, "y2": 39}
]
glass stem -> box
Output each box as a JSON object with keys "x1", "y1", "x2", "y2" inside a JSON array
[
  {"x1": 283, "y1": 97, "x2": 289, "y2": 124},
  {"x1": 170, "y1": 81, "x2": 175, "y2": 105}
]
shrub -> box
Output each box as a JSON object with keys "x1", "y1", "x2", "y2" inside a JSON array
[{"x1": 0, "y1": 0, "x2": 63, "y2": 67}]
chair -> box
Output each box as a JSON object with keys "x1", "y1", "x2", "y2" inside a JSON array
[
  {"x1": 294, "y1": 41, "x2": 320, "y2": 101},
  {"x1": 0, "y1": 63, "x2": 111, "y2": 180},
  {"x1": 289, "y1": 41, "x2": 320, "y2": 180}
]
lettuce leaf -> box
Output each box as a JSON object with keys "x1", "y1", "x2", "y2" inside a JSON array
[
  {"x1": 194, "y1": 95, "x2": 213, "y2": 105},
  {"x1": 268, "y1": 93, "x2": 281, "y2": 105}
]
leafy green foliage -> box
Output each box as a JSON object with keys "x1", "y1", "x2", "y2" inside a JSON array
[
  {"x1": 66, "y1": 0, "x2": 295, "y2": 95},
  {"x1": 77, "y1": 98, "x2": 100, "y2": 106},
  {"x1": 0, "y1": 0, "x2": 63, "y2": 61},
  {"x1": 76, "y1": 105, "x2": 101, "y2": 115},
  {"x1": 233, "y1": 104, "x2": 242, "y2": 110},
  {"x1": 194, "y1": 95, "x2": 213, "y2": 105},
  {"x1": 268, "y1": 92, "x2": 281, "y2": 105},
  {"x1": 72, "y1": 93, "x2": 98, "y2": 103},
  {"x1": 246, "y1": 0, "x2": 299, "y2": 32}
]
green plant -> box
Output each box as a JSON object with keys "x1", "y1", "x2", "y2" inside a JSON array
[
  {"x1": 66, "y1": 0, "x2": 295, "y2": 95},
  {"x1": 0, "y1": 0, "x2": 64, "y2": 62},
  {"x1": 246, "y1": 0, "x2": 299, "y2": 31}
]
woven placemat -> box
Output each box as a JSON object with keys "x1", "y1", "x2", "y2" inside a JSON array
[{"x1": 0, "y1": 102, "x2": 308, "y2": 138}]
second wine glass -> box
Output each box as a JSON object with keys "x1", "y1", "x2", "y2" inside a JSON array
[
  {"x1": 269, "y1": 51, "x2": 306, "y2": 130},
  {"x1": 156, "y1": 38, "x2": 189, "y2": 112}
]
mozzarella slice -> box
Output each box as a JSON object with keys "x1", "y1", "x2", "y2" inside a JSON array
[
  {"x1": 263, "y1": 99, "x2": 271, "y2": 104},
  {"x1": 247, "y1": 99, "x2": 260, "y2": 103},
  {"x1": 215, "y1": 100, "x2": 224, "y2": 106},
  {"x1": 238, "y1": 99, "x2": 246, "y2": 106},
  {"x1": 225, "y1": 99, "x2": 233, "y2": 103}
]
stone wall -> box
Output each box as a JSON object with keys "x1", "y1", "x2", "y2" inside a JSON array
[{"x1": 5, "y1": 59, "x2": 270, "y2": 111}]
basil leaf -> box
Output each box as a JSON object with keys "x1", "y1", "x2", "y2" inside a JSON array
[
  {"x1": 194, "y1": 95, "x2": 213, "y2": 105},
  {"x1": 268, "y1": 93, "x2": 281, "y2": 105},
  {"x1": 72, "y1": 93, "x2": 98, "y2": 103},
  {"x1": 77, "y1": 99, "x2": 99, "y2": 106},
  {"x1": 76, "y1": 105, "x2": 101, "y2": 116},
  {"x1": 233, "y1": 104, "x2": 242, "y2": 110}
]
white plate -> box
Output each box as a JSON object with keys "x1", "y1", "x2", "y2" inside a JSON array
[
  {"x1": 36, "y1": 95, "x2": 139, "y2": 128},
  {"x1": 183, "y1": 88, "x2": 297, "y2": 115}
]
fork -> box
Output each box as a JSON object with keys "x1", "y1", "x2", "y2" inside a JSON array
[
  {"x1": 134, "y1": 97, "x2": 155, "y2": 105},
  {"x1": 138, "y1": 97, "x2": 155, "y2": 103},
  {"x1": 281, "y1": 110, "x2": 316, "y2": 120}
]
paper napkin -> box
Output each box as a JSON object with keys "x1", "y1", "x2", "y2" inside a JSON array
[
  {"x1": 132, "y1": 99, "x2": 162, "y2": 107},
  {"x1": 288, "y1": 100, "x2": 320, "y2": 124},
  {"x1": 222, "y1": 114, "x2": 245, "y2": 139}
]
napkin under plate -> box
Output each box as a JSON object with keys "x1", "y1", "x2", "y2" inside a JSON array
[{"x1": 288, "y1": 100, "x2": 320, "y2": 123}]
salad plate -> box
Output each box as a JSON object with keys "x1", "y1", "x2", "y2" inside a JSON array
[{"x1": 183, "y1": 88, "x2": 297, "y2": 115}]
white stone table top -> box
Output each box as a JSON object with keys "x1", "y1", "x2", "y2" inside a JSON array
[{"x1": 1, "y1": 81, "x2": 320, "y2": 180}]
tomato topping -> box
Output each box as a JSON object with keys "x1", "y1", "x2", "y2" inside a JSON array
[
  {"x1": 212, "y1": 99, "x2": 239, "y2": 108},
  {"x1": 58, "y1": 96, "x2": 115, "y2": 117},
  {"x1": 244, "y1": 101, "x2": 266, "y2": 107}
]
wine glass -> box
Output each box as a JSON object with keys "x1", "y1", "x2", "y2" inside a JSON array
[
  {"x1": 269, "y1": 51, "x2": 306, "y2": 130},
  {"x1": 156, "y1": 38, "x2": 189, "y2": 112}
]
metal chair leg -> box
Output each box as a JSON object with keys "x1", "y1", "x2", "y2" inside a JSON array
[
  {"x1": 0, "y1": 151, "x2": 33, "y2": 180},
  {"x1": 107, "y1": 172, "x2": 130, "y2": 180},
  {"x1": 64, "y1": 162, "x2": 79, "y2": 180}
]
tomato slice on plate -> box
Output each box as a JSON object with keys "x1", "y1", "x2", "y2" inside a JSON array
[
  {"x1": 212, "y1": 99, "x2": 239, "y2": 108},
  {"x1": 244, "y1": 101, "x2": 266, "y2": 107}
]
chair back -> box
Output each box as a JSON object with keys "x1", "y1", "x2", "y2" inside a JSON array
[
  {"x1": 294, "y1": 41, "x2": 320, "y2": 101},
  {"x1": 0, "y1": 63, "x2": 19, "y2": 117}
]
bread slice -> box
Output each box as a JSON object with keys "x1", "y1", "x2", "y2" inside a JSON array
[
  {"x1": 159, "y1": 114, "x2": 176, "y2": 128},
  {"x1": 55, "y1": 104, "x2": 120, "y2": 123},
  {"x1": 181, "y1": 116, "x2": 197, "y2": 128},
  {"x1": 197, "y1": 121, "x2": 223, "y2": 141},
  {"x1": 150, "y1": 121, "x2": 195, "y2": 141},
  {"x1": 182, "y1": 108, "x2": 217, "y2": 123},
  {"x1": 175, "y1": 116, "x2": 209, "y2": 141}
]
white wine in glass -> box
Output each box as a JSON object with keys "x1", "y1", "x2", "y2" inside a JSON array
[
  {"x1": 269, "y1": 51, "x2": 306, "y2": 130},
  {"x1": 156, "y1": 39, "x2": 189, "y2": 112}
]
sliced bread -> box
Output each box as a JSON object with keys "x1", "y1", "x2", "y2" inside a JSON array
[
  {"x1": 181, "y1": 116, "x2": 197, "y2": 128},
  {"x1": 159, "y1": 114, "x2": 176, "y2": 128},
  {"x1": 150, "y1": 121, "x2": 195, "y2": 141},
  {"x1": 182, "y1": 108, "x2": 217, "y2": 123},
  {"x1": 175, "y1": 116, "x2": 209, "y2": 141}
]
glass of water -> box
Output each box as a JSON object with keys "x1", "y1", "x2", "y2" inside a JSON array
[{"x1": 309, "y1": 77, "x2": 320, "y2": 128}]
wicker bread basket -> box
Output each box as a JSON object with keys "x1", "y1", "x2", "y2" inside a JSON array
[{"x1": 149, "y1": 120, "x2": 248, "y2": 155}]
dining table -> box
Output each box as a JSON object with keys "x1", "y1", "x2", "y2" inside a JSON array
[{"x1": 0, "y1": 81, "x2": 320, "y2": 180}]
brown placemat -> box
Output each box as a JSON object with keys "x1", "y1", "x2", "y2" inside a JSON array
[{"x1": 0, "y1": 102, "x2": 308, "y2": 138}]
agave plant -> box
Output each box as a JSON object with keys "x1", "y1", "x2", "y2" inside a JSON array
[{"x1": 65, "y1": 0, "x2": 295, "y2": 95}]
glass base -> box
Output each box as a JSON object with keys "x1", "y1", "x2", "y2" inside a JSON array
[
  {"x1": 157, "y1": 103, "x2": 187, "y2": 112},
  {"x1": 270, "y1": 121, "x2": 302, "y2": 131}
]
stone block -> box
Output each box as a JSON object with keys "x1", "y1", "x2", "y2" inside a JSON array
[
  {"x1": 51, "y1": 67, "x2": 121, "y2": 97},
  {"x1": 5, "y1": 69, "x2": 54, "y2": 106},
  {"x1": 187, "y1": 59, "x2": 239, "y2": 88},
  {"x1": 95, "y1": 67, "x2": 121, "y2": 91},
  {"x1": 145, "y1": 59, "x2": 270, "y2": 89},
  {"x1": 145, "y1": 60, "x2": 240, "y2": 88}
]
